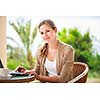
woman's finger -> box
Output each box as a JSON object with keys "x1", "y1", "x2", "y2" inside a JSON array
[{"x1": 15, "y1": 66, "x2": 26, "y2": 73}]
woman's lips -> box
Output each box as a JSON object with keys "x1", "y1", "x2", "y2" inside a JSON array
[{"x1": 44, "y1": 37, "x2": 50, "y2": 40}]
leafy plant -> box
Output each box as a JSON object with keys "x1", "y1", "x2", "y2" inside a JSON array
[
  {"x1": 58, "y1": 27, "x2": 100, "y2": 73},
  {"x1": 7, "y1": 18, "x2": 37, "y2": 69}
]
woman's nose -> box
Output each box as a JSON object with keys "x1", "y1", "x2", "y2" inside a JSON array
[{"x1": 44, "y1": 32, "x2": 48, "y2": 37}]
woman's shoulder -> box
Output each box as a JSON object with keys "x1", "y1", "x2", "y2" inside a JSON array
[{"x1": 58, "y1": 40, "x2": 74, "y2": 51}]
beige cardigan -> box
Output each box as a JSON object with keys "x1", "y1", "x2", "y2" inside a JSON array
[{"x1": 35, "y1": 40, "x2": 74, "y2": 83}]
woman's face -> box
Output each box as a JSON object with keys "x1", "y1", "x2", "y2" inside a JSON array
[{"x1": 39, "y1": 24, "x2": 57, "y2": 43}]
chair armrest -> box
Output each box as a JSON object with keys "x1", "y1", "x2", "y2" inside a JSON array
[{"x1": 68, "y1": 66, "x2": 89, "y2": 83}]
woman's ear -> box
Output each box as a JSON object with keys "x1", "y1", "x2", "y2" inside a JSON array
[{"x1": 54, "y1": 27, "x2": 57, "y2": 33}]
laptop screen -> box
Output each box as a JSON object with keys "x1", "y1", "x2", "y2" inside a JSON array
[{"x1": 0, "y1": 59, "x2": 4, "y2": 68}]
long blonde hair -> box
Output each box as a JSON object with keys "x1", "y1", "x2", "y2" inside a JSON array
[{"x1": 38, "y1": 19, "x2": 56, "y2": 58}]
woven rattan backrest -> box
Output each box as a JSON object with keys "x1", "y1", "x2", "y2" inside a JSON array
[{"x1": 73, "y1": 62, "x2": 88, "y2": 78}]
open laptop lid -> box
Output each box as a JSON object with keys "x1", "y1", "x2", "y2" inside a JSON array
[{"x1": 0, "y1": 59, "x2": 4, "y2": 68}]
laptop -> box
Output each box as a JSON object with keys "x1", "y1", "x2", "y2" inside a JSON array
[{"x1": 0, "y1": 59, "x2": 4, "y2": 68}]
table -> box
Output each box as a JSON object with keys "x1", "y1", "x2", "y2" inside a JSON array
[{"x1": 0, "y1": 75, "x2": 35, "y2": 83}]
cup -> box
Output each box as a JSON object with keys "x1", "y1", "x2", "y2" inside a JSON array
[{"x1": 0, "y1": 68, "x2": 10, "y2": 77}]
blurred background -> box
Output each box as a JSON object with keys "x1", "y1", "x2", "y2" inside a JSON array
[{"x1": 6, "y1": 16, "x2": 100, "y2": 82}]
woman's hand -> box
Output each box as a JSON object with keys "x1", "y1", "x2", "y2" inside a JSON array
[
  {"x1": 15, "y1": 66, "x2": 40, "y2": 80},
  {"x1": 25, "y1": 71, "x2": 39, "y2": 79},
  {"x1": 15, "y1": 66, "x2": 26, "y2": 73}
]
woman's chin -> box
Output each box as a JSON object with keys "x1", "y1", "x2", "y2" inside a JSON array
[{"x1": 44, "y1": 39, "x2": 49, "y2": 43}]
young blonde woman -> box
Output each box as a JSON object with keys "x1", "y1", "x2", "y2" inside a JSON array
[{"x1": 16, "y1": 19, "x2": 74, "y2": 83}]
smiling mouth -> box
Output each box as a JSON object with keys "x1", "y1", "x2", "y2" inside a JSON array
[{"x1": 44, "y1": 37, "x2": 49, "y2": 40}]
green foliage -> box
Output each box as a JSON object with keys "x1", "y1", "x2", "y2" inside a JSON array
[
  {"x1": 58, "y1": 27, "x2": 100, "y2": 77},
  {"x1": 9, "y1": 19, "x2": 37, "y2": 51},
  {"x1": 88, "y1": 70, "x2": 100, "y2": 78},
  {"x1": 8, "y1": 18, "x2": 37, "y2": 68},
  {"x1": 7, "y1": 47, "x2": 36, "y2": 70},
  {"x1": 7, "y1": 58, "x2": 22, "y2": 70},
  {"x1": 7, "y1": 58, "x2": 35, "y2": 70},
  {"x1": 7, "y1": 47, "x2": 31, "y2": 70}
]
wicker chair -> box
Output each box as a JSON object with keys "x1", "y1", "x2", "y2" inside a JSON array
[{"x1": 68, "y1": 62, "x2": 89, "y2": 83}]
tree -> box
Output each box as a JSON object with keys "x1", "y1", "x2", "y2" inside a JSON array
[
  {"x1": 58, "y1": 27, "x2": 100, "y2": 70},
  {"x1": 8, "y1": 18, "x2": 37, "y2": 69}
]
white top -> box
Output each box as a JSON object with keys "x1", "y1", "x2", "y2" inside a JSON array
[{"x1": 45, "y1": 58, "x2": 57, "y2": 76}]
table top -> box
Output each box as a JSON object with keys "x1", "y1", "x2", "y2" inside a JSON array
[{"x1": 0, "y1": 75, "x2": 35, "y2": 83}]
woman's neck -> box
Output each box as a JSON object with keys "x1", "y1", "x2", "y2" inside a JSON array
[
  {"x1": 47, "y1": 39, "x2": 59, "y2": 61},
  {"x1": 48, "y1": 39, "x2": 58, "y2": 49}
]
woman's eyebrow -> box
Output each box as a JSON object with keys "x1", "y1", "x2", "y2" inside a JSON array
[
  {"x1": 39, "y1": 30, "x2": 43, "y2": 33},
  {"x1": 39, "y1": 31, "x2": 44, "y2": 35}
]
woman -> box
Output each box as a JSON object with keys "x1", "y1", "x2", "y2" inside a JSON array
[{"x1": 16, "y1": 19, "x2": 74, "y2": 83}]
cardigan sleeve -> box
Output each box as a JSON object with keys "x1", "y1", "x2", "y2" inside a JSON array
[{"x1": 58, "y1": 47, "x2": 74, "y2": 83}]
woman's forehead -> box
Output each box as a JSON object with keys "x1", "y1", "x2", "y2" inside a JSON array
[{"x1": 39, "y1": 24, "x2": 52, "y2": 30}]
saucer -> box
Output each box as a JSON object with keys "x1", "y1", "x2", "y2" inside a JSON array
[{"x1": 0, "y1": 75, "x2": 12, "y2": 80}]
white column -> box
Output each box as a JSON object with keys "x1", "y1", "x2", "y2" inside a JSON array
[{"x1": 0, "y1": 16, "x2": 7, "y2": 67}]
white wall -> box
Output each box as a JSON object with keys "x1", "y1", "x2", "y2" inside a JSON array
[{"x1": 0, "y1": 16, "x2": 7, "y2": 67}]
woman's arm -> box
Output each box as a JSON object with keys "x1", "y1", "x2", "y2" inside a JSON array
[
  {"x1": 26, "y1": 70, "x2": 59, "y2": 83},
  {"x1": 38, "y1": 75, "x2": 59, "y2": 83},
  {"x1": 57, "y1": 47, "x2": 74, "y2": 83}
]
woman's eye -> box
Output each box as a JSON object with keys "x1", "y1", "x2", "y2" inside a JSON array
[
  {"x1": 40, "y1": 32, "x2": 44, "y2": 35},
  {"x1": 46, "y1": 30, "x2": 50, "y2": 32}
]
